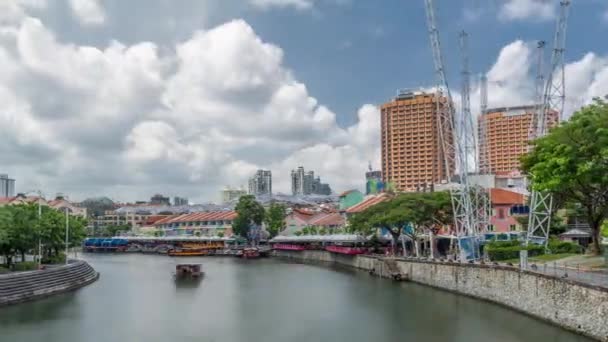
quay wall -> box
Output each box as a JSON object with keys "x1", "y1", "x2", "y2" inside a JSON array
[
  {"x1": 273, "y1": 250, "x2": 608, "y2": 341},
  {"x1": 0, "y1": 260, "x2": 99, "y2": 307}
]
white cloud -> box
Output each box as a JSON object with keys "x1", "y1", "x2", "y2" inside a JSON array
[
  {"x1": 68, "y1": 0, "x2": 106, "y2": 26},
  {"x1": 499, "y1": 0, "x2": 555, "y2": 21},
  {"x1": 249, "y1": 0, "x2": 314, "y2": 11}
]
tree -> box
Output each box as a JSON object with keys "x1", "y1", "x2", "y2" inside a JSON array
[
  {"x1": 522, "y1": 99, "x2": 608, "y2": 254},
  {"x1": 264, "y1": 203, "x2": 286, "y2": 238},
  {"x1": 349, "y1": 192, "x2": 452, "y2": 256},
  {"x1": 233, "y1": 195, "x2": 265, "y2": 239}
]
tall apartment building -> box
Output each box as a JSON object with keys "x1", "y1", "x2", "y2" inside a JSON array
[
  {"x1": 0, "y1": 174, "x2": 15, "y2": 197},
  {"x1": 248, "y1": 170, "x2": 272, "y2": 196},
  {"x1": 291, "y1": 167, "x2": 331, "y2": 196},
  {"x1": 173, "y1": 197, "x2": 189, "y2": 206},
  {"x1": 478, "y1": 105, "x2": 558, "y2": 174},
  {"x1": 380, "y1": 91, "x2": 453, "y2": 192}
]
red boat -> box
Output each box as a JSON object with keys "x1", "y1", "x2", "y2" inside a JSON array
[{"x1": 273, "y1": 244, "x2": 306, "y2": 251}]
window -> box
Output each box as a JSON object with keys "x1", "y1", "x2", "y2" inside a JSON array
[
  {"x1": 488, "y1": 225, "x2": 495, "y2": 232},
  {"x1": 498, "y1": 208, "x2": 505, "y2": 219},
  {"x1": 509, "y1": 224, "x2": 517, "y2": 231}
]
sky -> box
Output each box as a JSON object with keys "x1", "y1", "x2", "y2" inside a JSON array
[{"x1": 1, "y1": 0, "x2": 608, "y2": 203}]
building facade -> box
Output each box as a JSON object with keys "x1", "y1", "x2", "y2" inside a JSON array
[
  {"x1": 489, "y1": 188, "x2": 528, "y2": 232},
  {"x1": 0, "y1": 174, "x2": 15, "y2": 198},
  {"x1": 248, "y1": 170, "x2": 272, "y2": 196},
  {"x1": 381, "y1": 90, "x2": 453, "y2": 192},
  {"x1": 150, "y1": 194, "x2": 170, "y2": 206},
  {"x1": 478, "y1": 106, "x2": 559, "y2": 174},
  {"x1": 173, "y1": 197, "x2": 188, "y2": 206},
  {"x1": 221, "y1": 187, "x2": 247, "y2": 203},
  {"x1": 291, "y1": 167, "x2": 331, "y2": 196},
  {"x1": 154, "y1": 211, "x2": 237, "y2": 237}
]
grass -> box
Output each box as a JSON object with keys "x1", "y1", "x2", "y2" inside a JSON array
[{"x1": 502, "y1": 253, "x2": 577, "y2": 264}]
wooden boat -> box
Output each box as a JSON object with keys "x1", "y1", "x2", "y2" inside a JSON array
[
  {"x1": 242, "y1": 247, "x2": 260, "y2": 259},
  {"x1": 168, "y1": 248, "x2": 210, "y2": 256},
  {"x1": 174, "y1": 264, "x2": 203, "y2": 279}
]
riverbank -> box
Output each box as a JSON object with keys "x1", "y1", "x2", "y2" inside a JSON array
[
  {"x1": 273, "y1": 250, "x2": 608, "y2": 341},
  {"x1": 0, "y1": 260, "x2": 99, "y2": 307}
]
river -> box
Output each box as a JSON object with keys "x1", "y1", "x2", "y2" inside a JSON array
[{"x1": 0, "y1": 254, "x2": 592, "y2": 342}]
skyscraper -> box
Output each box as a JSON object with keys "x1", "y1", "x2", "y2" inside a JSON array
[
  {"x1": 478, "y1": 105, "x2": 558, "y2": 174},
  {"x1": 291, "y1": 167, "x2": 331, "y2": 195},
  {"x1": 381, "y1": 90, "x2": 453, "y2": 192},
  {"x1": 0, "y1": 174, "x2": 15, "y2": 198},
  {"x1": 248, "y1": 170, "x2": 272, "y2": 196},
  {"x1": 173, "y1": 197, "x2": 189, "y2": 206}
]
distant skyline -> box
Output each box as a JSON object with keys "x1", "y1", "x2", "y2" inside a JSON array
[{"x1": 1, "y1": 0, "x2": 607, "y2": 202}]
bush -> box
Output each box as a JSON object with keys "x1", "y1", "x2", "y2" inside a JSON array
[
  {"x1": 42, "y1": 252, "x2": 66, "y2": 265},
  {"x1": 548, "y1": 239, "x2": 582, "y2": 254},
  {"x1": 486, "y1": 241, "x2": 544, "y2": 261},
  {"x1": 12, "y1": 261, "x2": 38, "y2": 271}
]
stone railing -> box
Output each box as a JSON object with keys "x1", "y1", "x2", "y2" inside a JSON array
[{"x1": 0, "y1": 260, "x2": 99, "y2": 306}]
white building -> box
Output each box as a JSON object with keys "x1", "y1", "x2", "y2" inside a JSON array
[
  {"x1": 248, "y1": 170, "x2": 272, "y2": 196},
  {"x1": 0, "y1": 174, "x2": 15, "y2": 198}
]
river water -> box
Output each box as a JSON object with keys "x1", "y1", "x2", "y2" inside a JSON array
[{"x1": 0, "y1": 254, "x2": 591, "y2": 342}]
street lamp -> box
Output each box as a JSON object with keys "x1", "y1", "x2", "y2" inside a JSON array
[
  {"x1": 65, "y1": 207, "x2": 70, "y2": 265},
  {"x1": 25, "y1": 190, "x2": 44, "y2": 267}
]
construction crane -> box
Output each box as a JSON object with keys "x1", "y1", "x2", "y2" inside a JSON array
[
  {"x1": 424, "y1": 0, "x2": 477, "y2": 260},
  {"x1": 459, "y1": 31, "x2": 491, "y2": 237},
  {"x1": 526, "y1": 1, "x2": 571, "y2": 249}
]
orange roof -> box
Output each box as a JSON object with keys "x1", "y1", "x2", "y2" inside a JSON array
[
  {"x1": 309, "y1": 212, "x2": 345, "y2": 227},
  {"x1": 346, "y1": 194, "x2": 390, "y2": 214},
  {"x1": 154, "y1": 211, "x2": 237, "y2": 225},
  {"x1": 490, "y1": 188, "x2": 525, "y2": 205},
  {"x1": 145, "y1": 215, "x2": 171, "y2": 225}
]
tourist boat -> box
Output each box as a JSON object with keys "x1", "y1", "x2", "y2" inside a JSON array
[
  {"x1": 174, "y1": 264, "x2": 203, "y2": 279},
  {"x1": 325, "y1": 245, "x2": 366, "y2": 255},
  {"x1": 167, "y1": 248, "x2": 210, "y2": 257},
  {"x1": 242, "y1": 247, "x2": 260, "y2": 259}
]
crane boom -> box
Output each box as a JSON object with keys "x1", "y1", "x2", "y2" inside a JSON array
[
  {"x1": 424, "y1": 0, "x2": 477, "y2": 258},
  {"x1": 527, "y1": 1, "x2": 570, "y2": 248}
]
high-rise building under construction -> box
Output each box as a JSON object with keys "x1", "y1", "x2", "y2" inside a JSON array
[
  {"x1": 380, "y1": 90, "x2": 454, "y2": 192},
  {"x1": 478, "y1": 105, "x2": 558, "y2": 174}
]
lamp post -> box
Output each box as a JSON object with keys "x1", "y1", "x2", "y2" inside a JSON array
[
  {"x1": 65, "y1": 207, "x2": 69, "y2": 265},
  {"x1": 26, "y1": 190, "x2": 44, "y2": 267}
]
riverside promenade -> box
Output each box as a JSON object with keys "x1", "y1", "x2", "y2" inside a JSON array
[{"x1": 0, "y1": 260, "x2": 99, "y2": 306}]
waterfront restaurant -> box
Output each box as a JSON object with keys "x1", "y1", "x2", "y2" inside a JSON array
[{"x1": 153, "y1": 211, "x2": 237, "y2": 237}]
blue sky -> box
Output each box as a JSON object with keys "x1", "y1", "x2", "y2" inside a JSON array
[{"x1": 1, "y1": 0, "x2": 608, "y2": 202}]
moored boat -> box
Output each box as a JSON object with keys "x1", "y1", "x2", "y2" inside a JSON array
[
  {"x1": 168, "y1": 248, "x2": 210, "y2": 257},
  {"x1": 242, "y1": 247, "x2": 260, "y2": 259}
]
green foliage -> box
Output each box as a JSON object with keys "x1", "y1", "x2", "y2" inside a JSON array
[
  {"x1": 41, "y1": 252, "x2": 66, "y2": 265},
  {"x1": 601, "y1": 221, "x2": 608, "y2": 238},
  {"x1": 294, "y1": 231, "x2": 302, "y2": 236},
  {"x1": 349, "y1": 192, "x2": 453, "y2": 243},
  {"x1": 547, "y1": 239, "x2": 583, "y2": 254},
  {"x1": 486, "y1": 241, "x2": 544, "y2": 261},
  {"x1": 233, "y1": 195, "x2": 265, "y2": 238},
  {"x1": 264, "y1": 203, "x2": 286, "y2": 238},
  {"x1": 0, "y1": 204, "x2": 86, "y2": 266},
  {"x1": 12, "y1": 261, "x2": 38, "y2": 271},
  {"x1": 194, "y1": 230, "x2": 202, "y2": 237},
  {"x1": 217, "y1": 232, "x2": 224, "y2": 238},
  {"x1": 301, "y1": 226, "x2": 314, "y2": 235},
  {"x1": 521, "y1": 99, "x2": 608, "y2": 255}
]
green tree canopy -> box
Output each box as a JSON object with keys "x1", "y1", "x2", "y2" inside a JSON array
[
  {"x1": 522, "y1": 99, "x2": 608, "y2": 254},
  {"x1": 233, "y1": 195, "x2": 265, "y2": 238},
  {"x1": 264, "y1": 203, "x2": 286, "y2": 238}
]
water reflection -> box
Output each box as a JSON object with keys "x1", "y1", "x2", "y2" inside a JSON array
[{"x1": 0, "y1": 254, "x2": 592, "y2": 342}]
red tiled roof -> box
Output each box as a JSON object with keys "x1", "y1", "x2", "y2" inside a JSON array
[
  {"x1": 154, "y1": 211, "x2": 237, "y2": 225},
  {"x1": 490, "y1": 188, "x2": 525, "y2": 205},
  {"x1": 309, "y1": 212, "x2": 345, "y2": 227},
  {"x1": 0, "y1": 197, "x2": 15, "y2": 204},
  {"x1": 145, "y1": 215, "x2": 171, "y2": 225},
  {"x1": 346, "y1": 194, "x2": 390, "y2": 214}
]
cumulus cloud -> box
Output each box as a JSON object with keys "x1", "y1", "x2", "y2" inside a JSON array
[
  {"x1": 249, "y1": 0, "x2": 314, "y2": 11},
  {"x1": 68, "y1": 0, "x2": 106, "y2": 26},
  {"x1": 499, "y1": 0, "x2": 555, "y2": 21},
  {"x1": 0, "y1": 13, "x2": 379, "y2": 201}
]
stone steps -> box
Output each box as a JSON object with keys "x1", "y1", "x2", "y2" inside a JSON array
[{"x1": 0, "y1": 261, "x2": 98, "y2": 306}]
